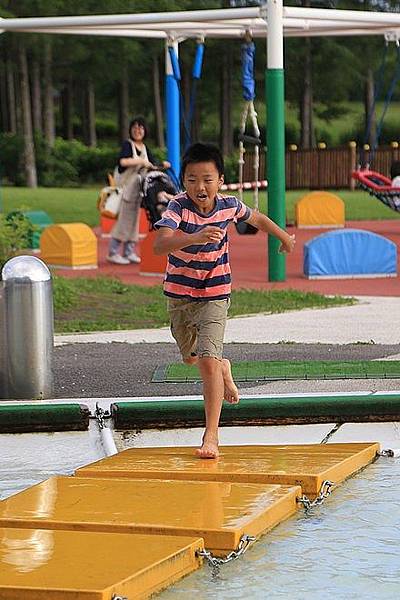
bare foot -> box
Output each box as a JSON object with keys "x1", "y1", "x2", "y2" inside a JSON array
[
  {"x1": 195, "y1": 434, "x2": 219, "y2": 459},
  {"x1": 222, "y1": 358, "x2": 239, "y2": 404}
]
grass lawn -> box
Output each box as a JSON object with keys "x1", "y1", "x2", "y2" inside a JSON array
[
  {"x1": 158, "y1": 360, "x2": 400, "y2": 383},
  {"x1": 53, "y1": 276, "x2": 355, "y2": 333},
  {"x1": 2, "y1": 185, "x2": 399, "y2": 228}
]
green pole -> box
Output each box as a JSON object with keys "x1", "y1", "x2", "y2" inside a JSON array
[
  {"x1": 266, "y1": 68, "x2": 286, "y2": 281},
  {"x1": 266, "y1": 0, "x2": 286, "y2": 282}
]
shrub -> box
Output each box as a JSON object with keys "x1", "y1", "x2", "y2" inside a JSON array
[
  {"x1": 224, "y1": 152, "x2": 240, "y2": 184},
  {"x1": 0, "y1": 213, "x2": 34, "y2": 270}
]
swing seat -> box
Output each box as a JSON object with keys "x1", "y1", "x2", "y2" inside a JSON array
[
  {"x1": 237, "y1": 133, "x2": 261, "y2": 146},
  {"x1": 352, "y1": 169, "x2": 400, "y2": 212}
]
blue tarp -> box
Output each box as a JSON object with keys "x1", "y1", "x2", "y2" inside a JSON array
[{"x1": 304, "y1": 229, "x2": 397, "y2": 278}]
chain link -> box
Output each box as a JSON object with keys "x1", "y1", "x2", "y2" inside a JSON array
[
  {"x1": 297, "y1": 480, "x2": 334, "y2": 512},
  {"x1": 111, "y1": 596, "x2": 128, "y2": 600},
  {"x1": 196, "y1": 534, "x2": 256, "y2": 576},
  {"x1": 94, "y1": 403, "x2": 110, "y2": 429},
  {"x1": 379, "y1": 448, "x2": 400, "y2": 458}
]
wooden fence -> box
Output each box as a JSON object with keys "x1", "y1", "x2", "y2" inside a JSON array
[{"x1": 242, "y1": 145, "x2": 400, "y2": 190}]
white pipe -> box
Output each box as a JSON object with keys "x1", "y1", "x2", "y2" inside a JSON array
[
  {"x1": 20, "y1": 27, "x2": 167, "y2": 38},
  {"x1": 283, "y1": 6, "x2": 400, "y2": 25},
  {"x1": 267, "y1": 0, "x2": 283, "y2": 69},
  {"x1": 99, "y1": 426, "x2": 118, "y2": 457},
  {"x1": 0, "y1": 7, "x2": 260, "y2": 30}
]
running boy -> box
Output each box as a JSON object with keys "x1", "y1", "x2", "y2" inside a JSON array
[{"x1": 154, "y1": 143, "x2": 295, "y2": 459}]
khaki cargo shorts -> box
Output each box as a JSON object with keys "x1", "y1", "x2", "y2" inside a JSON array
[{"x1": 167, "y1": 298, "x2": 229, "y2": 361}]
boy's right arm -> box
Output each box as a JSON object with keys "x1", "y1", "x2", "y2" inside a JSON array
[{"x1": 153, "y1": 226, "x2": 224, "y2": 255}]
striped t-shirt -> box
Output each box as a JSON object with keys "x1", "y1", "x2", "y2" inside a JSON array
[{"x1": 154, "y1": 192, "x2": 251, "y2": 300}]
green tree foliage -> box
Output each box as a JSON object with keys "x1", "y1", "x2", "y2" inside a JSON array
[{"x1": 2, "y1": 0, "x2": 400, "y2": 185}]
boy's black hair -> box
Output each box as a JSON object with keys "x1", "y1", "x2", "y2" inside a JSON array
[
  {"x1": 129, "y1": 116, "x2": 149, "y2": 139},
  {"x1": 390, "y1": 161, "x2": 400, "y2": 179},
  {"x1": 180, "y1": 143, "x2": 224, "y2": 181}
]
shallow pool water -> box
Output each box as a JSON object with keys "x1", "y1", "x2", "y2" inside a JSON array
[
  {"x1": 160, "y1": 458, "x2": 400, "y2": 600},
  {"x1": 1, "y1": 426, "x2": 400, "y2": 600}
]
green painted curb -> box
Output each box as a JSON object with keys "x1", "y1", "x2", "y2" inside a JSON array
[
  {"x1": 0, "y1": 404, "x2": 90, "y2": 433},
  {"x1": 112, "y1": 394, "x2": 400, "y2": 429}
]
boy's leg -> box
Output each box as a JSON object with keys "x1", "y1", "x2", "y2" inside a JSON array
[
  {"x1": 196, "y1": 356, "x2": 224, "y2": 458},
  {"x1": 168, "y1": 298, "x2": 239, "y2": 459},
  {"x1": 221, "y1": 358, "x2": 239, "y2": 404}
]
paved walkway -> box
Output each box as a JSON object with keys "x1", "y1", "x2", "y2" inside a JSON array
[{"x1": 55, "y1": 296, "x2": 400, "y2": 347}]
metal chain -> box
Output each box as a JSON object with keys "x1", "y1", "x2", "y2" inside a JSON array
[
  {"x1": 94, "y1": 403, "x2": 110, "y2": 429},
  {"x1": 379, "y1": 448, "x2": 400, "y2": 458},
  {"x1": 196, "y1": 534, "x2": 256, "y2": 576},
  {"x1": 111, "y1": 595, "x2": 128, "y2": 600},
  {"x1": 297, "y1": 480, "x2": 334, "y2": 512}
]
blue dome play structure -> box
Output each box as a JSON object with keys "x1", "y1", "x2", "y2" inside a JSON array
[{"x1": 304, "y1": 229, "x2": 397, "y2": 279}]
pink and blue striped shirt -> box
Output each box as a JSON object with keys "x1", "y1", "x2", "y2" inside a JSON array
[{"x1": 154, "y1": 192, "x2": 251, "y2": 300}]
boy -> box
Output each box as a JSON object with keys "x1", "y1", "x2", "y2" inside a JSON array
[{"x1": 154, "y1": 143, "x2": 295, "y2": 459}]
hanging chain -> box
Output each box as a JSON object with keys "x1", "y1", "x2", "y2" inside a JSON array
[
  {"x1": 297, "y1": 480, "x2": 334, "y2": 512},
  {"x1": 196, "y1": 534, "x2": 256, "y2": 576},
  {"x1": 111, "y1": 595, "x2": 128, "y2": 600},
  {"x1": 94, "y1": 403, "x2": 111, "y2": 429},
  {"x1": 379, "y1": 448, "x2": 400, "y2": 458}
]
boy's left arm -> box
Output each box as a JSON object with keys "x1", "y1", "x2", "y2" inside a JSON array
[{"x1": 244, "y1": 211, "x2": 296, "y2": 253}]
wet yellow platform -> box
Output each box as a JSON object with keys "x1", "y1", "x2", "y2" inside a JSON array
[
  {"x1": 0, "y1": 476, "x2": 300, "y2": 555},
  {"x1": 0, "y1": 528, "x2": 203, "y2": 599},
  {"x1": 76, "y1": 443, "x2": 380, "y2": 498}
]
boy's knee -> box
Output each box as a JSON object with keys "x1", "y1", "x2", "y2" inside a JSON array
[{"x1": 198, "y1": 355, "x2": 221, "y2": 375}]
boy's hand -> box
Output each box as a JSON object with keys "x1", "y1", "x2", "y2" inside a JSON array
[
  {"x1": 278, "y1": 234, "x2": 296, "y2": 253},
  {"x1": 193, "y1": 226, "x2": 225, "y2": 245}
]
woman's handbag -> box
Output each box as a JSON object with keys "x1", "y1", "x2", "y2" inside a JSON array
[{"x1": 98, "y1": 186, "x2": 122, "y2": 219}]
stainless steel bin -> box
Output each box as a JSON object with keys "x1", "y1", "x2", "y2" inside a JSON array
[{"x1": 1, "y1": 255, "x2": 54, "y2": 399}]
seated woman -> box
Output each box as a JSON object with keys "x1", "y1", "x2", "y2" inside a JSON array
[{"x1": 107, "y1": 116, "x2": 170, "y2": 265}]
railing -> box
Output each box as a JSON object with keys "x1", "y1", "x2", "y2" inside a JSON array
[{"x1": 241, "y1": 143, "x2": 400, "y2": 190}]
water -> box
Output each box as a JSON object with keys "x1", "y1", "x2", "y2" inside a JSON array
[
  {"x1": 160, "y1": 458, "x2": 400, "y2": 600},
  {"x1": 0, "y1": 428, "x2": 103, "y2": 500},
  {"x1": 1, "y1": 427, "x2": 400, "y2": 599}
]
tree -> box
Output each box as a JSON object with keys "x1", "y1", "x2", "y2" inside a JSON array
[{"x1": 18, "y1": 42, "x2": 37, "y2": 187}]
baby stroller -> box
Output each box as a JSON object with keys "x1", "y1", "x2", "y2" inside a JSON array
[{"x1": 140, "y1": 169, "x2": 178, "y2": 230}]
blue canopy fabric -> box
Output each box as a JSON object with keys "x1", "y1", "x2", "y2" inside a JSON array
[
  {"x1": 241, "y1": 42, "x2": 256, "y2": 101},
  {"x1": 304, "y1": 229, "x2": 397, "y2": 279}
]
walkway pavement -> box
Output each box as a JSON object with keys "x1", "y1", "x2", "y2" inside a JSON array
[{"x1": 55, "y1": 296, "x2": 400, "y2": 347}]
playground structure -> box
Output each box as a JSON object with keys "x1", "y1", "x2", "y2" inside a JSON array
[
  {"x1": 2, "y1": 6, "x2": 400, "y2": 595},
  {"x1": 4, "y1": 4, "x2": 400, "y2": 282},
  {"x1": 40, "y1": 223, "x2": 98, "y2": 269},
  {"x1": 304, "y1": 228, "x2": 397, "y2": 279},
  {"x1": 295, "y1": 191, "x2": 345, "y2": 229}
]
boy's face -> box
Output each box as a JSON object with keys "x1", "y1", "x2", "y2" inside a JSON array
[{"x1": 183, "y1": 161, "x2": 224, "y2": 213}]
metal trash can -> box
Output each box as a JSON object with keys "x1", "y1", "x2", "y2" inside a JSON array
[
  {"x1": 1, "y1": 255, "x2": 54, "y2": 400},
  {"x1": 0, "y1": 281, "x2": 6, "y2": 398}
]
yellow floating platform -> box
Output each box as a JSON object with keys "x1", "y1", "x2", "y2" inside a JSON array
[
  {"x1": 0, "y1": 477, "x2": 300, "y2": 556},
  {"x1": 76, "y1": 443, "x2": 380, "y2": 498},
  {"x1": 0, "y1": 528, "x2": 203, "y2": 599}
]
